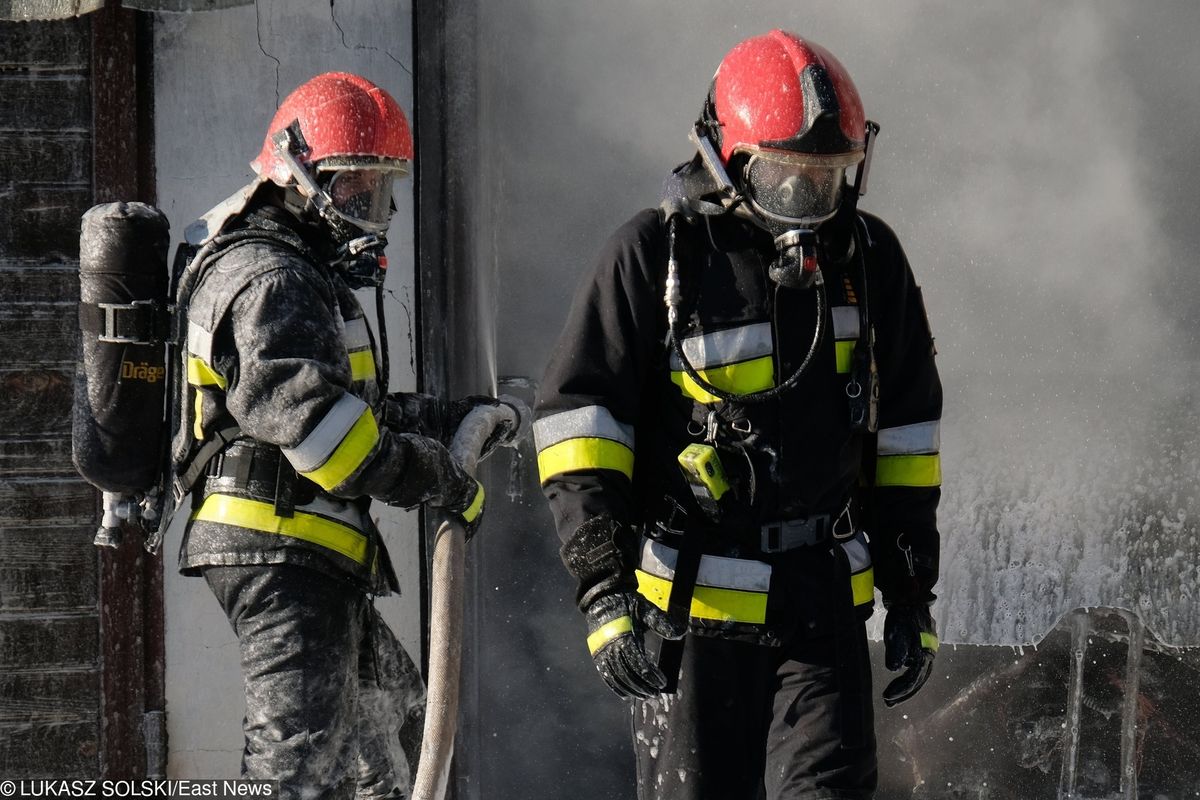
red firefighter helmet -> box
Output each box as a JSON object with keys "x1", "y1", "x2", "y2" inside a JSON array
[
  {"x1": 702, "y1": 30, "x2": 869, "y2": 228},
  {"x1": 251, "y1": 72, "x2": 412, "y2": 235}
]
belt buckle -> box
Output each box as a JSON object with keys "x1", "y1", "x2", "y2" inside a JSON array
[
  {"x1": 761, "y1": 522, "x2": 784, "y2": 553},
  {"x1": 760, "y1": 517, "x2": 826, "y2": 553}
]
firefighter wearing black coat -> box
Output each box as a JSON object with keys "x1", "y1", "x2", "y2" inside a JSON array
[
  {"x1": 174, "y1": 73, "x2": 497, "y2": 800},
  {"x1": 535, "y1": 32, "x2": 942, "y2": 799}
]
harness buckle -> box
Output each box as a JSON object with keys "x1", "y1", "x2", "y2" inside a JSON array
[
  {"x1": 96, "y1": 300, "x2": 167, "y2": 345},
  {"x1": 760, "y1": 515, "x2": 830, "y2": 553}
]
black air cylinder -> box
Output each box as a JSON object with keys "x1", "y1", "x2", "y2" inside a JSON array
[{"x1": 72, "y1": 202, "x2": 171, "y2": 494}]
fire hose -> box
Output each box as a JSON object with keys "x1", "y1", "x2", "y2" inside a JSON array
[{"x1": 411, "y1": 396, "x2": 528, "y2": 800}]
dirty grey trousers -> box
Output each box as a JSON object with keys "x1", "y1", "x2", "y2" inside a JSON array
[{"x1": 204, "y1": 565, "x2": 426, "y2": 800}]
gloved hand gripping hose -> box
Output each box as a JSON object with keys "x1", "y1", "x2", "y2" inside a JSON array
[{"x1": 411, "y1": 395, "x2": 528, "y2": 800}]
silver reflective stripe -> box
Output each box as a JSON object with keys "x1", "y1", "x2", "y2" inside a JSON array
[
  {"x1": 282, "y1": 394, "x2": 369, "y2": 473},
  {"x1": 840, "y1": 532, "x2": 872, "y2": 573},
  {"x1": 668, "y1": 322, "x2": 773, "y2": 370},
  {"x1": 832, "y1": 306, "x2": 861, "y2": 340},
  {"x1": 188, "y1": 320, "x2": 215, "y2": 362},
  {"x1": 877, "y1": 420, "x2": 941, "y2": 455},
  {"x1": 639, "y1": 538, "x2": 772, "y2": 593},
  {"x1": 343, "y1": 317, "x2": 371, "y2": 351},
  {"x1": 533, "y1": 405, "x2": 635, "y2": 452}
]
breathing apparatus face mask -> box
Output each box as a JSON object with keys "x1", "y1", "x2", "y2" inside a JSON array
[
  {"x1": 315, "y1": 166, "x2": 402, "y2": 289},
  {"x1": 737, "y1": 148, "x2": 862, "y2": 290}
]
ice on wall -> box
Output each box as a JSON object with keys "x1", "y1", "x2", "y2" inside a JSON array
[{"x1": 935, "y1": 367, "x2": 1200, "y2": 647}]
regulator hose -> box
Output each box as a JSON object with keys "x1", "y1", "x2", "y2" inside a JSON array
[
  {"x1": 665, "y1": 216, "x2": 827, "y2": 405},
  {"x1": 411, "y1": 395, "x2": 529, "y2": 800}
]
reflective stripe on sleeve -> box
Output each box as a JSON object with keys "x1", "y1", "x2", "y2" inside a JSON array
[
  {"x1": 192, "y1": 493, "x2": 369, "y2": 564},
  {"x1": 921, "y1": 631, "x2": 940, "y2": 652},
  {"x1": 535, "y1": 406, "x2": 636, "y2": 483},
  {"x1": 877, "y1": 420, "x2": 941, "y2": 455},
  {"x1": 462, "y1": 481, "x2": 485, "y2": 523},
  {"x1": 283, "y1": 394, "x2": 380, "y2": 490},
  {"x1": 876, "y1": 420, "x2": 941, "y2": 486},
  {"x1": 534, "y1": 405, "x2": 635, "y2": 451},
  {"x1": 587, "y1": 615, "x2": 633, "y2": 655},
  {"x1": 876, "y1": 454, "x2": 942, "y2": 487},
  {"x1": 537, "y1": 438, "x2": 634, "y2": 483}
]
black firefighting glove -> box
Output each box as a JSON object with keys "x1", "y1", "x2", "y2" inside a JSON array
[
  {"x1": 445, "y1": 395, "x2": 521, "y2": 459},
  {"x1": 446, "y1": 478, "x2": 485, "y2": 542},
  {"x1": 563, "y1": 517, "x2": 686, "y2": 700},
  {"x1": 882, "y1": 603, "x2": 938, "y2": 707},
  {"x1": 384, "y1": 393, "x2": 520, "y2": 459},
  {"x1": 408, "y1": 434, "x2": 486, "y2": 542}
]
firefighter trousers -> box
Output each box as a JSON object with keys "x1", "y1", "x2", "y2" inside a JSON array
[
  {"x1": 632, "y1": 626, "x2": 877, "y2": 800},
  {"x1": 204, "y1": 564, "x2": 426, "y2": 800}
]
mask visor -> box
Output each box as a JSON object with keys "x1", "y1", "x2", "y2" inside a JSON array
[
  {"x1": 323, "y1": 168, "x2": 399, "y2": 233},
  {"x1": 742, "y1": 148, "x2": 862, "y2": 226}
]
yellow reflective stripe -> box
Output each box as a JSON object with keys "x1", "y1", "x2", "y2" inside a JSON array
[
  {"x1": 921, "y1": 631, "x2": 940, "y2": 652},
  {"x1": 462, "y1": 481, "x2": 485, "y2": 523},
  {"x1": 876, "y1": 454, "x2": 942, "y2": 487},
  {"x1": 670, "y1": 355, "x2": 775, "y2": 403},
  {"x1": 587, "y1": 615, "x2": 632, "y2": 655},
  {"x1": 187, "y1": 356, "x2": 227, "y2": 389},
  {"x1": 636, "y1": 570, "x2": 767, "y2": 624},
  {"x1": 851, "y1": 566, "x2": 875, "y2": 607},
  {"x1": 347, "y1": 350, "x2": 376, "y2": 382},
  {"x1": 192, "y1": 494, "x2": 368, "y2": 564},
  {"x1": 835, "y1": 340, "x2": 856, "y2": 374},
  {"x1": 537, "y1": 437, "x2": 634, "y2": 484},
  {"x1": 193, "y1": 390, "x2": 205, "y2": 441},
  {"x1": 300, "y1": 408, "x2": 380, "y2": 490}
]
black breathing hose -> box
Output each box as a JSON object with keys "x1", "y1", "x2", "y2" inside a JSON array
[
  {"x1": 665, "y1": 216, "x2": 827, "y2": 406},
  {"x1": 375, "y1": 283, "x2": 389, "y2": 399}
]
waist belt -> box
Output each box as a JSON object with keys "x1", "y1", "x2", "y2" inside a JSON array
[
  {"x1": 759, "y1": 501, "x2": 854, "y2": 554},
  {"x1": 204, "y1": 440, "x2": 317, "y2": 515}
]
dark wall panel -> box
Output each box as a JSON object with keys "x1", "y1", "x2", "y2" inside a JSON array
[
  {"x1": 0, "y1": 13, "x2": 99, "y2": 782},
  {"x1": 0, "y1": 525, "x2": 98, "y2": 611},
  {"x1": 0, "y1": 134, "x2": 91, "y2": 184},
  {"x1": 0, "y1": 186, "x2": 90, "y2": 262},
  {"x1": 0, "y1": 74, "x2": 89, "y2": 130},
  {"x1": 0, "y1": 18, "x2": 87, "y2": 67}
]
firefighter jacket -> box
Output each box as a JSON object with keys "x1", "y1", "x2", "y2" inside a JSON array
[
  {"x1": 177, "y1": 207, "x2": 476, "y2": 591},
  {"x1": 535, "y1": 208, "x2": 942, "y2": 641}
]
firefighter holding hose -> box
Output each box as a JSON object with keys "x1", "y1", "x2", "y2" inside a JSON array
[{"x1": 169, "y1": 73, "x2": 511, "y2": 799}]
